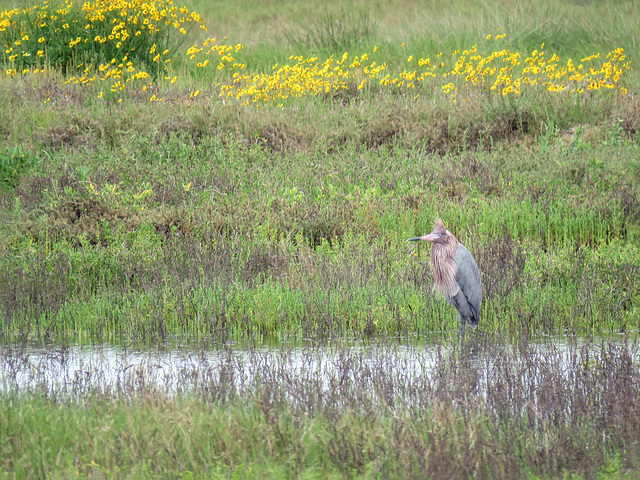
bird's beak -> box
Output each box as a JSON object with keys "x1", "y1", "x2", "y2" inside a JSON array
[{"x1": 408, "y1": 233, "x2": 440, "y2": 242}]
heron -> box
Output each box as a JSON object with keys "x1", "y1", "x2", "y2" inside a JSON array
[{"x1": 408, "y1": 219, "x2": 482, "y2": 338}]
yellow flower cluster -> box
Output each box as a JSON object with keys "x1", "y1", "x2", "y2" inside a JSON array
[
  {"x1": 1, "y1": 0, "x2": 211, "y2": 100},
  {"x1": 0, "y1": 1, "x2": 631, "y2": 106},
  {"x1": 187, "y1": 38, "x2": 245, "y2": 72},
  {"x1": 219, "y1": 52, "x2": 387, "y2": 105},
  {"x1": 220, "y1": 36, "x2": 630, "y2": 105},
  {"x1": 440, "y1": 43, "x2": 629, "y2": 100}
]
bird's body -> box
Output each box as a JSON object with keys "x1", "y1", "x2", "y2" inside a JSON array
[{"x1": 409, "y1": 219, "x2": 482, "y2": 337}]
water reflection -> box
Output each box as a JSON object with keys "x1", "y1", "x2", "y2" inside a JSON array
[
  {"x1": 0, "y1": 338, "x2": 435, "y2": 396},
  {"x1": 1, "y1": 335, "x2": 637, "y2": 402}
]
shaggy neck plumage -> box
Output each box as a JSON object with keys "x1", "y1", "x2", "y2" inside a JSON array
[{"x1": 430, "y1": 232, "x2": 458, "y2": 299}]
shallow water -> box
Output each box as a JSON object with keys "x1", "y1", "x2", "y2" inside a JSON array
[
  {"x1": 0, "y1": 338, "x2": 435, "y2": 395},
  {"x1": 1, "y1": 334, "x2": 637, "y2": 401}
]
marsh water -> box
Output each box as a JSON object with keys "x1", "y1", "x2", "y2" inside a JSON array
[{"x1": 2, "y1": 334, "x2": 637, "y2": 402}]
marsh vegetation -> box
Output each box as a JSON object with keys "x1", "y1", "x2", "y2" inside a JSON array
[{"x1": 0, "y1": 0, "x2": 639, "y2": 477}]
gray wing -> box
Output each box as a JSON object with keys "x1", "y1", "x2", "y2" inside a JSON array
[{"x1": 453, "y1": 243, "x2": 482, "y2": 323}]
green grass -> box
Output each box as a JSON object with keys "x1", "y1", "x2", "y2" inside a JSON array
[
  {"x1": 0, "y1": 128, "x2": 638, "y2": 340},
  {"x1": 0, "y1": 89, "x2": 639, "y2": 341},
  {"x1": 180, "y1": 0, "x2": 640, "y2": 55}
]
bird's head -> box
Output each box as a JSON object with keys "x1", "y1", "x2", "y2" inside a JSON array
[{"x1": 408, "y1": 218, "x2": 450, "y2": 244}]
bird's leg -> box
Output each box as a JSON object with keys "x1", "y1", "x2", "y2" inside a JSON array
[{"x1": 459, "y1": 320, "x2": 466, "y2": 342}]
